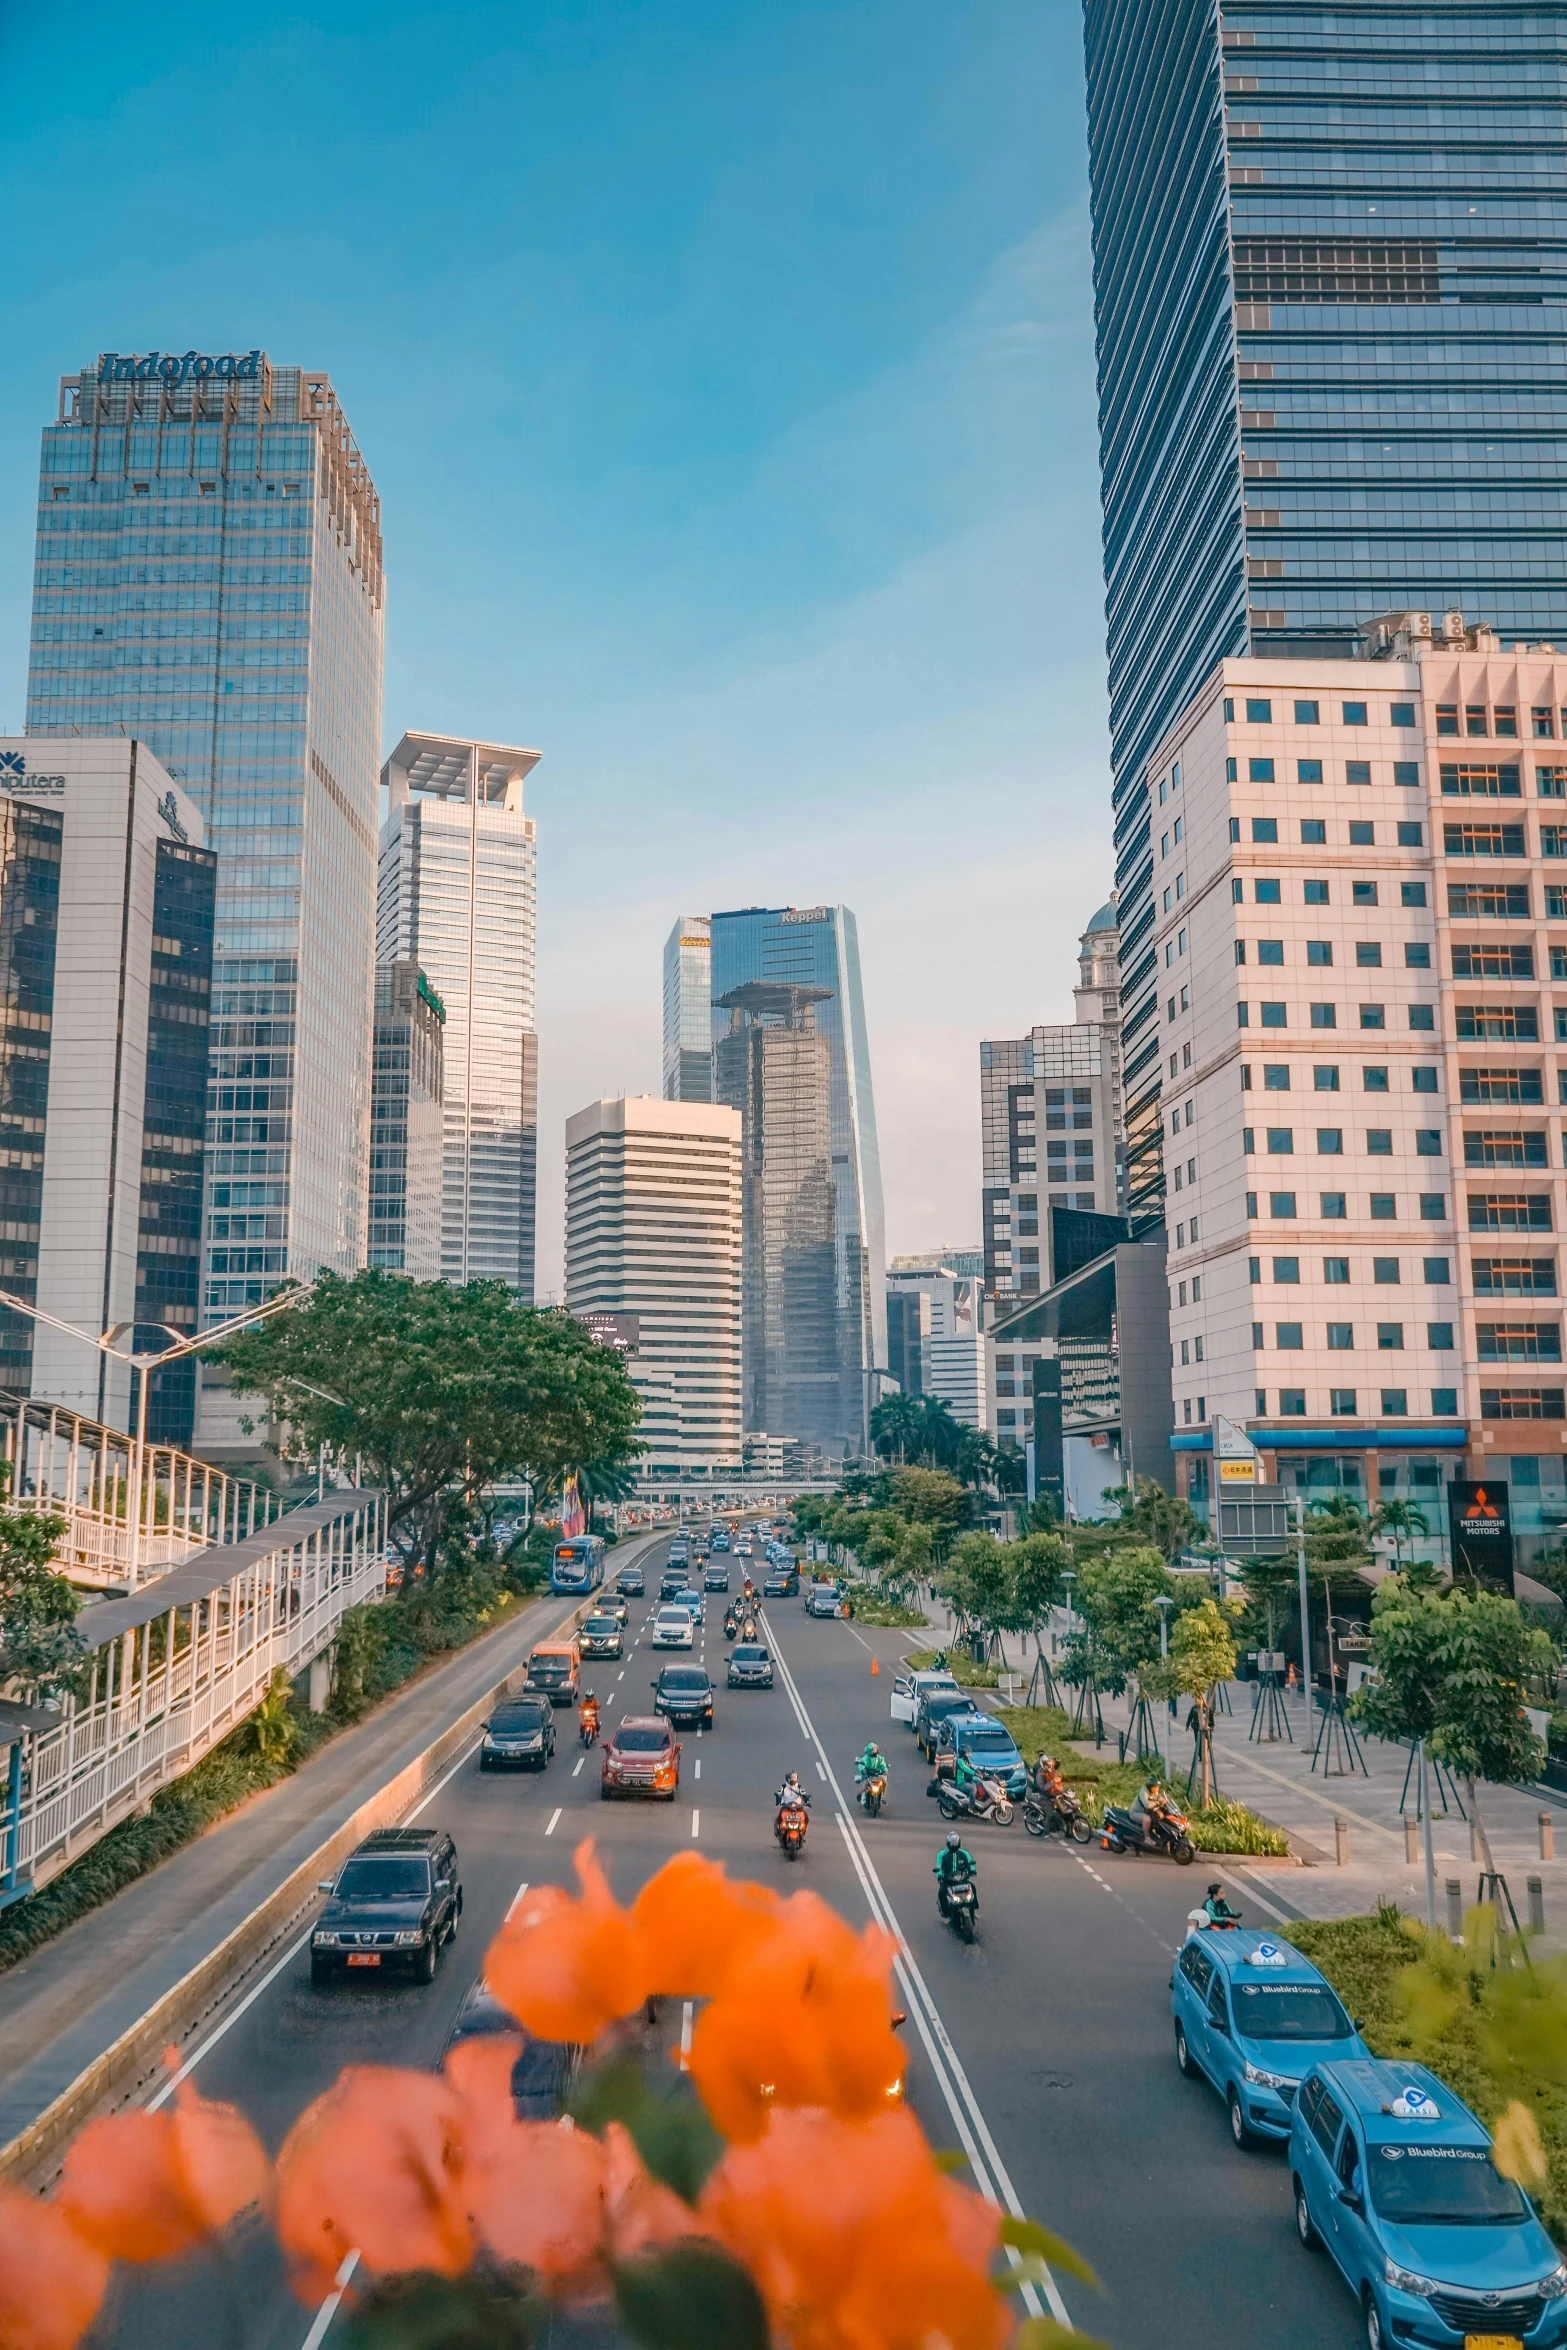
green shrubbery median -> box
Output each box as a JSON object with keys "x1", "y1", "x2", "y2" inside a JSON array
[{"x1": 989, "y1": 1703, "x2": 1290, "y2": 1855}]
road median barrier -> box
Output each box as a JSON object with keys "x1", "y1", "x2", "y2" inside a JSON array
[{"x1": 0, "y1": 1571, "x2": 623, "y2": 2188}]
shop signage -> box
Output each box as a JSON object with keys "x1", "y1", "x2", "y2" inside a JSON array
[
  {"x1": 98, "y1": 350, "x2": 263, "y2": 384},
  {"x1": 1447, "y1": 1478, "x2": 1514, "y2": 1593}
]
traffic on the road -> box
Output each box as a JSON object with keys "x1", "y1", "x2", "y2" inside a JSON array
[{"x1": 88, "y1": 1514, "x2": 1543, "y2": 2350}]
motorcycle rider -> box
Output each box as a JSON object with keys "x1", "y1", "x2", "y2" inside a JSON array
[
  {"x1": 578, "y1": 1690, "x2": 600, "y2": 1742},
  {"x1": 934, "y1": 1829, "x2": 978, "y2": 1916},
  {"x1": 855, "y1": 1741, "x2": 888, "y2": 1786},
  {"x1": 775, "y1": 1769, "x2": 811, "y2": 1816},
  {"x1": 1029, "y1": 1751, "x2": 1064, "y2": 1828},
  {"x1": 1132, "y1": 1774, "x2": 1178, "y2": 1847},
  {"x1": 1203, "y1": 1882, "x2": 1241, "y2": 1926}
]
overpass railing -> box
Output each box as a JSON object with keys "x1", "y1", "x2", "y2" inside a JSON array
[{"x1": 5, "y1": 1489, "x2": 385, "y2": 1899}]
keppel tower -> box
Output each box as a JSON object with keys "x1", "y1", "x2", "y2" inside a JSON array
[
  {"x1": 25, "y1": 348, "x2": 384, "y2": 1455},
  {"x1": 1083, "y1": 0, "x2": 1567, "y2": 1218}
]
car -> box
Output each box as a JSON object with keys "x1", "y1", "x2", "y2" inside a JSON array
[
  {"x1": 480, "y1": 1696, "x2": 557, "y2": 1770},
  {"x1": 727, "y1": 1641, "x2": 774, "y2": 1689},
  {"x1": 735, "y1": 1539, "x2": 754, "y2": 1559},
  {"x1": 311, "y1": 1829, "x2": 461, "y2": 1986},
  {"x1": 1290, "y1": 2056, "x2": 1567, "y2": 2348},
  {"x1": 1174, "y1": 1930, "x2": 1369, "y2": 2149},
  {"x1": 889, "y1": 1666, "x2": 959, "y2": 1727},
  {"x1": 672, "y1": 1586, "x2": 706, "y2": 1625},
  {"x1": 597, "y1": 1593, "x2": 630, "y2": 1625},
  {"x1": 615, "y1": 1565, "x2": 645, "y2": 1597},
  {"x1": 667, "y1": 1541, "x2": 689, "y2": 1567},
  {"x1": 651, "y1": 1606, "x2": 695, "y2": 1648},
  {"x1": 915, "y1": 1686, "x2": 981, "y2": 1757},
  {"x1": 659, "y1": 1567, "x2": 689, "y2": 1597},
  {"x1": 441, "y1": 1980, "x2": 581, "y2": 2118},
  {"x1": 653, "y1": 1664, "x2": 714, "y2": 1727},
  {"x1": 523, "y1": 1638, "x2": 580, "y2": 1706},
  {"x1": 935, "y1": 1711, "x2": 1028, "y2": 1796},
  {"x1": 805, "y1": 1582, "x2": 842, "y2": 1618},
  {"x1": 711, "y1": 1530, "x2": 730, "y2": 1554},
  {"x1": 579, "y1": 1614, "x2": 624, "y2": 1659},
  {"x1": 601, "y1": 1715, "x2": 682, "y2": 1799},
  {"x1": 704, "y1": 1565, "x2": 731, "y2": 1592},
  {"x1": 763, "y1": 1568, "x2": 798, "y2": 1597}
]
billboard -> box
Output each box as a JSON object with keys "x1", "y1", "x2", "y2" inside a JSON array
[
  {"x1": 1447, "y1": 1478, "x2": 1515, "y2": 1593},
  {"x1": 581, "y1": 1311, "x2": 639, "y2": 1357}
]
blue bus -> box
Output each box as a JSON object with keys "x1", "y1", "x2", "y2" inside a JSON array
[{"x1": 550, "y1": 1534, "x2": 607, "y2": 1596}]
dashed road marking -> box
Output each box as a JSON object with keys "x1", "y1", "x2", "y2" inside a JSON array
[
  {"x1": 505, "y1": 1877, "x2": 530, "y2": 1918},
  {"x1": 694, "y1": 1758, "x2": 702, "y2": 1779},
  {"x1": 573, "y1": 1756, "x2": 586, "y2": 1777},
  {"x1": 691, "y1": 1809, "x2": 701, "y2": 1838},
  {"x1": 545, "y1": 1807, "x2": 562, "y2": 1836}
]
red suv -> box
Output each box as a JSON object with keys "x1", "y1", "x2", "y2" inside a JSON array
[{"x1": 600, "y1": 1716, "x2": 681, "y2": 1801}]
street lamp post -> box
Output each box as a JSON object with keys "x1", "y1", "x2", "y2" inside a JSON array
[
  {"x1": 0, "y1": 1285, "x2": 310, "y2": 1590},
  {"x1": 1154, "y1": 1592, "x2": 1176, "y2": 1728},
  {"x1": 1061, "y1": 1568, "x2": 1076, "y2": 1657}
]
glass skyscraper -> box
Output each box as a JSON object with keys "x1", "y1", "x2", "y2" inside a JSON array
[
  {"x1": 1084, "y1": 0, "x2": 1567, "y2": 1215},
  {"x1": 24, "y1": 347, "x2": 384, "y2": 1449},
  {"x1": 709, "y1": 905, "x2": 886, "y2": 1446},
  {"x1": 379, "y1": 733, "x2": 540, "y2": 1298},
  {"x1": 662, "y1": 914, "x2": 713, "y2": 1102}
]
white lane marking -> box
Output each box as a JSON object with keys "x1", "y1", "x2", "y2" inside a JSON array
[
  {"x1": 691, "y1": 1809, "x2": 701, "y2": 1839},
  {"x1": 408, "y1": 1734, "x2": 487, "y2": 1819},
  {"x1": 617, "y1": 1669, "x2": 625, "y2": 1681},
  {"x1": 694, "y1": 1758, "x2": 702, "y2": 1779},
  {"x1": 1223, "y1": 1867, "x2": 1296, "y2": 1925},
  {"x1": 505, "y1": 1878, "x2": 530, "y2": 1919},
  {"x1": 764, "y1": 1615, "x2": 1067, "y2": 2332},
  {"x1": 545, "y1": 1807, "x2": 562, "y2": 1836},
  {"x1": 299, "y1": 2248, "x2": 361, "y2": 2350},
  {"x1": 573, "y1": 1756, "x2": 586, "y2": 1778},
  {"x1": 815, "y1": 1762, "x2": 827, "y2": 1781},
  {"x1": 680, "y1": 1999, "x2": 694, "y2": 2070}
]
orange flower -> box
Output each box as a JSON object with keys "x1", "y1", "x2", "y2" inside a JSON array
[
  {"x1": 630, "y1": 1854, "x2": 783, "y2": 2000},
  {"x1": 701, "y1": 2107, "x2": 1007, "y2": 2350},
  {"x1": 0, "y1": 2184, "x2": 110, "y2": 2350},
  {"x1": 601, "y1": 2119, "x2": 717, "y2": 2264},
  {"x1": 275, "y1": 2066, "x2": 471, "y2": 2303},
  {"x1": 485, "y1": 1841, "x2": 646, "y2": 2043},
  {"x1": 687, "y1": 1892, "x2": 902, "y2": 2141},
  {"x1": 54, "y1": 2066, "x2": 271, "y2": 2264},
  {"x1": 442, "y1": 2031, "x2": 609, "y2": 2288}
]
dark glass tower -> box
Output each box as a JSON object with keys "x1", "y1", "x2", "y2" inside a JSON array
[{"x1": 1084, "y1": 0, "x2": 1567, "y2": 1214}]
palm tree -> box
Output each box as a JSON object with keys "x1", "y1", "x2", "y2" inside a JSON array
[{"x1": 1371, "y1": 1496, "x2": 1430, "y2": 1572}]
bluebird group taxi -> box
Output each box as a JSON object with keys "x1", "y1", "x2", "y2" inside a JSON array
[
  {"x1": 1291, "y1": 2058, "x2": 1567, "y2": 2350},
  {"x1": 1172, "y1": 1929, "x2": 1369, "y2": 2147}
]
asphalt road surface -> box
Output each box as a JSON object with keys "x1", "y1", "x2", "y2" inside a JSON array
[{"x1": 96, "y1": 1537, "x2": 1363, "y2": 2350}]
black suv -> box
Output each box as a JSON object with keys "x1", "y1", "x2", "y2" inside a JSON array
[
  {"x1": 652, "y1": 1664, "x2": 714, "y2": 1728},
  {"x1": 658, "y1": 1568, "x2": 689, "y2": 1600},
  {"x1": 441, "y1": 1980, "x2": 581, "y2": 2118},
  {"x1": 311, "y1": 1828, "x2": 461, "y2": 1986},
  {"x1": 616, "y1": 1564, "x2": 645, "y2": 1596},
  {"x1": 480, "y1": 1696, "x2": 556, "y2": 1771}
]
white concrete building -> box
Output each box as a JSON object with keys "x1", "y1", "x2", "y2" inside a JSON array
[
  {"x1": 379, "y1": 732, "x2": 540, "y2": 1297},
  {"x1": 0, "y1": 739, "x2": 212, "y2": 1435},
  {"x1": 1154, "y1": 611, "x2": 1567, "y2": 1560},
  {"x1": 565, "y1": 1096, "x2": 743, "y2": 1477},
  {"x1": 885, "y1": 1263, "x2": 989, "y2": 1430}
]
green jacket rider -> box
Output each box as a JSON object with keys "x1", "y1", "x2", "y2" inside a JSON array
[
  {"x1": 934, "y1": 1832, "x2": 977, "y2": 1903},
  {"x1": 856, "y1": 1743, "x2": 887, "y2": 1781}
]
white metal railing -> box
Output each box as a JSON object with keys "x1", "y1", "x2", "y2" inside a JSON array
[
  {"x1": 0, "y1": 1390, "x2": 282, "y2": 1589},
  {"x1": 9, "y1": 1489, "x2": 385, "y2": 1897}
]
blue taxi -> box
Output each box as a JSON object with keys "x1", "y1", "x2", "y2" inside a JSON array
[
  {"x1": 1172, "y1": 1928, "x2": 1369, "y2": 2147},
  {"x1": 1291, "y1": 2058, "x2": 1567, "y2": 2349}
]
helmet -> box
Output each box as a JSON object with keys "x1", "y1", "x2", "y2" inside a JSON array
[
  {"x1": 1041, "y1": 1754, "x2": 1056, "y2": 1770},
  {"x1": 946, "y1": 1831, "x2": 963, "y2": 1851}
]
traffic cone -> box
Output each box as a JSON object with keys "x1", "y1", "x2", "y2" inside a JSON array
[{"x1": 870, "y1": 1656, "x2": 880, "y2": 1677}]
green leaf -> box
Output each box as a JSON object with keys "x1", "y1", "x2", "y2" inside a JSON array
[
  {"x1": 344, "y1": 2271, "x2": 542, "y2": 2350},
  {"x1": 570, "y1": 2057, "x2": 724, "y2": 2204},
  {"x1": 1000, "y1": 2214, "x2": 1099, "y2": 2287},
  {"x1": 1013, "y1": 2321, "x2": 1111, "y2": 2350},
  {"x1": 613, "y1": 2241, "x2": 770, "y2": 2350},
  {"x1": 931, "y1": 2147, "x2": 972, "y2": 2175}
]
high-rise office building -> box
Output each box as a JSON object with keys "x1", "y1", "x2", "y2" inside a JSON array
[
  {"x1": 885, "y1": 1261, "x2": 989, "y2": 1430},
  {"x1": 714, "y1": 982, "x2": 845, "y2": 1451},
  {"x1": 564, "y1": 1096, "x2": 743, "y2": 1477},
  {"x1": 1082, "y1": 3, "x2": 1567, "y2": 1217},
  {"x1": 662, "y1": 915, "x2": 713, "y2": 1102},
  {"x1": 368, "y1": 960, "x2": 445, "y2": 1280},
  {"x1": 25, "y1": 347, "x2": 384, "y2": 1455},
  {"x1": 0, "y1": 740, "x2": 213, "y2": 1442},
  {"x1": 981, "y1": 903, "x2": 1124, "y2": 1304},
  {"x1": 379, "y1": 733, "x2": 540, "y2": 1298},
  {"x1": 709, "y1": 905, "x2": 886, "y2": 1442}
]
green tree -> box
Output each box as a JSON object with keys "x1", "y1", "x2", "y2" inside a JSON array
[
  {"x1": 1348, "y1": 1577, "x2": 1448, "y2": 1749},
  {"x1": 0, "y1": 1477, "x2": 83, "y2": 1704},
  {"x1": 886, "y1": 1467, "x2": 969, "y2": 1531},
  {"x1": 1104, "y1": 1479, "x2": 1205, "y2": 1564},
  {"x1": 1168, "y1": 1597, "x2": 1238, "y2": 1805},
  {"x1": 217, "y1": 1270, "x2": 643, "y2": 1571},
  {"x1": 1066, "y1": 1544, "x2": 1178, "y2": 1697},
  {"x1": 939, "y1": 1532, "x2": 1014, "y2": 1654},
  {"x1": 1008, "y1": 1531, "x2": 1067, "y2": 1694}
]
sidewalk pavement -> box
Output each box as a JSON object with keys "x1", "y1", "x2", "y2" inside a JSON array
[{"x1": 0, "y1": 1535, "x2": 660, "y2": 2147}]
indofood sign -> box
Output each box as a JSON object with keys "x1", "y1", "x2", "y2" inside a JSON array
[{"x1": 98, "y1": 350, "x2": 263, "y2": 384}]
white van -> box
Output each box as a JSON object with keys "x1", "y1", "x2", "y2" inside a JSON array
[{"x1": 889, "y1": 1666, "x2": 960, "y2": 1726}]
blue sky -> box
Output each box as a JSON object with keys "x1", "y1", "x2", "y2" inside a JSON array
[{"x1": 0, "y1": 0, "x2": 1112, "y2": 1292}]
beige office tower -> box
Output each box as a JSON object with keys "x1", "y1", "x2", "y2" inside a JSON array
[
  {"x1": 379, "y1": 733, "x2": 540, "y2": 1297},
  {"x1": 565, "y1": 1096, "x2": 743, "y2": 1479}
]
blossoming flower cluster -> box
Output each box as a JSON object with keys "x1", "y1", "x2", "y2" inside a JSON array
[{"x1": 0, "y1": 1843, "x2": 1092, "y2": 2350}]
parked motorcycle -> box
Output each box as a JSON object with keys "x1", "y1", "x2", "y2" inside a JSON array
[
  {"x1": 775, "y1": 1799, "x2": 810, "y2": 1860},
  {"x1": 1023, "y1": 1786, "x2": 1093, "y2": 1844},
  {"x1": 939, "y1": 1876, "x2": 978, "y2": 1943},
  {"x1": 1099, "y1": 1800, "x2": 1196, "y2": 1865},
  {"x1": 937, "y1": 1776, "x2": 1014, "y2": 1828}
]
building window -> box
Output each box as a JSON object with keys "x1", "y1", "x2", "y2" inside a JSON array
[
  {"x1": 1370, "y1": 1193, "x2": 1396, "y2": 1219},
  {"x1": 1250, "y1": 760, "x2": 1275, "y2": 783},
  {"x1": 1367, "y1": 1129, "x2": 1393, "y2": 1155},
  {"x1": 1262, "y1": 1003, "x2": 1287, "y2": 1027},
  {"x1": 1321, "y1": 1191, "x2": 1347, "y2": 1217},
  {"x1": 1347, "y1": 762, "x2": 1372, "y2": 787},
  {"x1": 1317, "y1": 1127, "x2": 1343, "y2": 1153},
  {"x1": 1301, "y1": 818, "x2": 1326, "y2": 843},
  {"x1": 1310, "y1": 1004, "x2": 1337, "y2": 1029},
  {"x1": 1298, "y1": 760, "x2": 1324, "y2": 785},
  {"x1": 1331, "y1": 1389, "x2": 1358, "y2": 1416},
  {"x1": 1395, "y1": 763, "x2": 1421, "y2": 788},
  {"x1": 1356, "y1": 943, "x2": 1383, "y2": 968},
  {"x1": 1391, "y1": 702, "x2": 1416, "y2": 728},
  {"x1": 1276, "y1": 1322, "x2": 1303, "y2": 1349},
  {"x1": 1373, "y1": 1257, "x2": 1401, "y2": 1285},
  {"x1": 1416, "y1": 1131, "x2": 1442, "y2": 1156},
  {"x1": 1264, "y1": 1065, "x2": 1290, "y2": 1089},
  {"x1": 1315, "y1": 1066, "x2": 1340, "y2": 1090},
  {"x1": 1295, "y1": 700, "x2": 1319, "y2": 724},
  {"x1": 1253, "y1": 818, "x2": 1279, "y2": 843},
  {"x1": 1304, "y1": 879, "x2": 1329, "y2": 905},
  {"x1": 1273, "y1": 1256, "x2": 1300, "y2": 1282},
  {"x1": 1278, "y1": 1389, "x2": 1307, "y2": 1416},
  {"x1": 1353, "y1": 881, "x2": 1378, "y2": 905},
  {"x1": 1255, "y1": 879, "x2": 1282, "y2": 904},
  {"x1": 1480, "y1": 1388, "x2": 1566, "y2": 1420},
  {"x1": 1381, "y1": 1389, "x2": 1409, "y2": 1416},
  {"x1": 1343, "y1": 702, "x2": 1368, "y2": 726},
  {"x1": 1363, "y1": 1066, "x2": 1390, "y2": 1092},
  {"x1": 1270, "y1": 1191, "x2": 1297, "y2": 1217},
  {"x1": 1424, "y1": 1256, "x2": 1451, "y2": 1283},
  {"x1": 1246, "y1": 699, "x2": 1273, "y2": 722},
  {"x1": 1359, "y1": 1004, "x2": 1386, "y2": 1030},
  {"x1": 1327, "y1": 1323, "x2": 1353, "y2": 1350},
  {"x1": 1402, "y1": 883, "x2": 1428, "y2": 907},
  {"x1": 1428, "y1": 1322, "x2": 1455, "y2": 1350},
  {"x1": 1259, "y1": 939, "x2": 1284, "y2": 965},
  {"x1": 1432, "y1": 1388, "x2": 1458, "y2": 1414},
  {"x1": 1308, "y1": 940, "x2": 1333, "y2": 966},
  {"x1": 1377, "y1": 1322, "x2": 1404, "y2": 1350}
]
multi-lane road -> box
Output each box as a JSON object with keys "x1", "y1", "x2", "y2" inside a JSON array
[{"x1": 96, "y1": 1533, "x2": 1362, "y2": 2349}]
